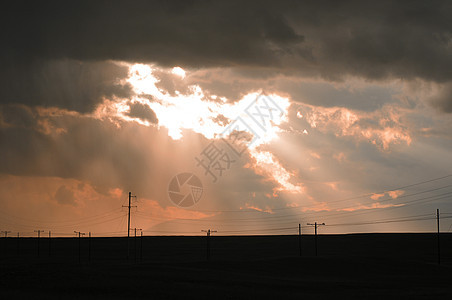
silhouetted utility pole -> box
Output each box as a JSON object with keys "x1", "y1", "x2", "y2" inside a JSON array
[
  {"x1": 140, "y1": 231, "x2": 143, "y2": 262},
  {"x1": 298, "y1": 223, "x2": 302, "y2": 256},
  {"x1": 17, "y1": 232, "x2": 20, "y2": 254},
  {"x1": 74, "y1": 231, "x2": 85, "y2": 264},
  {"x1": 437, "y1": 209, "x2": 440, "y2": 265},
  {"x1": 88, "y1": 232, "x2": 91, "y2": 263},
  {"x1": 34, "y1": 230, "x2": 45, "y2": 257},
  {"x1": 201, "y1": 229, "x2": 217, "y2": 261},
  {"x1": 48, "y1": 231, "x2": 51, "y2": 257},
  {"x1": 123, "y1": 192, "x2": 137, "y2": 260},
  {"x1": 1, "y1": 231, "x2": 11, "y2": 253},
  {"x1": 307, "y1": 222, "x2": 325, "y2": 256}
]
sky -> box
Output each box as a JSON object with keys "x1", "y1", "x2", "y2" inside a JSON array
[{"x1": 1, "y1": 0, "x2": 452, "y2": 236}]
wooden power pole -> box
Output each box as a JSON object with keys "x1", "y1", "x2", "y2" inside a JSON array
[
  {"x1": 34, "y1": 230, "x2": 45, "y2": 257},
  {"x1": 74, "y1": 231, "x2": 85, "y2": 264},
  {"x1": 437, "y1": 209, "x2": 440, "y2": 265},
  {"x1": 201, "y1": 229, "x2": 217, "y2": 261},
  {"x1": 298, "y1": 223, "x2": 302, "y2": 256},
  {"x1": 307, "y1": 222, "x2": 325, "y2": 256},
  {"x1": 123, "y1": 192, "x2": 136, "y2": 260}
]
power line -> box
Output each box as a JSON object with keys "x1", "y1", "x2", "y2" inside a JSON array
[
  {"x1": 137, "y1": 188, "x2": 452, "y2": 225},
  {"x1": 326, "y1": 216, "x2": 435, "y2": 227},
  {"x1": 0, "y1": 207, "x2": 124, "y2": 224},
  {"x1": 181, "y1": 174, "x2": 452, "y2": 213},
  {"x1": 140, "y1": 214, "x2": 452, "y2": 236},
  {"x1": 1, "y1": 230, "x2": 11, "y2": 238},
  {"x1": 1, "y1": 175, "x2": 451, "y2": 237}
]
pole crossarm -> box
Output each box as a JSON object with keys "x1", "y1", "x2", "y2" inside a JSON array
[
  {"x1": 201, "y1": 229, "x2": 217, "y2": 261},
  {"x1": 306, "y1": 222, "x2": 325, "y2": 257},
  {"x1": 1, "y1": 231, "x2": 11, "y2": 237}
]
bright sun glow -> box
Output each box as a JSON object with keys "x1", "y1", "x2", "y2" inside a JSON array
[
  {"x1": 125, "y1": 63, "x2": 290, "y2": 144},
  {"x1": 171, "y1": 66, "x2": 186, "y2": 79},
  {"x1": 116, "y1": 63, "x2": 302, "y2": 193}
]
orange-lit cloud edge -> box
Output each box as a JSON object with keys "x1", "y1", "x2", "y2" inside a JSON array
[{"x1": 0, "y1": 62, "x2": 427, "y2": 236}]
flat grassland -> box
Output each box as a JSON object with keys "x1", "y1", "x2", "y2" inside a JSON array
[{"x1": 0, "y1": 233, "x2": 451, "y2": 299}]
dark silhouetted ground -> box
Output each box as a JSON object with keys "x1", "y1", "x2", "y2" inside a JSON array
[{"x1": 0, "y1": 233, "x2": 451, "y2": 299}]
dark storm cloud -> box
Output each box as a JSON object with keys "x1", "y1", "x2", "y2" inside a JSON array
[
  {"x1": 428, "y1": 81, "x2": 452, "y2": 113},
  {"x1": 0, "y1": 0, "x2": 450, "y2": 113},
  {"x1": 127, "y1": 102, "x2": 158, "y2": 124},
  {"x1": 2, "y1": 0, "x2": 450, "y2": 79},
  {"x1": 0, "y1": 59, "x2": 132, "y2": 113},
  {"x1": 153, "y1": 69, "x2": 191, "y2": 96},
  {"x1": 4, "y1": 0, "x2": 450, "y2": 111},
  {"x1": 272, "y1": 78, "x2": 399, "y2": 112},
  {"x1": 0, "y1": 104, "x2": 37, "y2": 129},
  {"x1": 1, "y1": 0, "x2": 304, "y2": 67}
]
